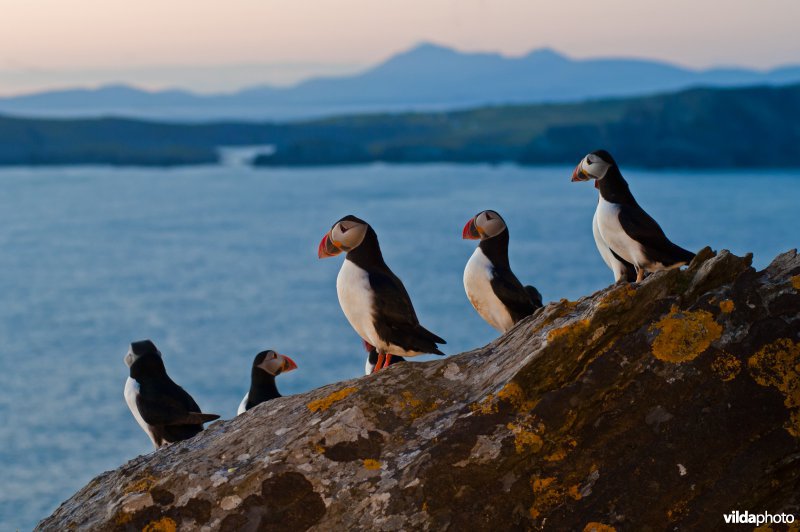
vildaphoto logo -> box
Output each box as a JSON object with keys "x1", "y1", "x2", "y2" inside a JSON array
[{"x1": 723, "y1": 510, "x2": 795, "y2": 525}]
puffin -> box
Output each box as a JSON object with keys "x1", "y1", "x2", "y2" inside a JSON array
[
  {"x1": 318, "y1": 215, "x2": 446, "y2": 372},
  {"x1": 462, "y1": 210, "x2": 543, "y2": 333},
  {"x1": 572, "y1": 150, "x2": 695, "y2": 282},
  {"x1": 237, "y1": 350, "x2": 297, "y2": 415},
  {"x1": 363, "y1": 340, "x2": 405, "y2": 375},
  {"x1": 124, "y1": 340, "x2": 219, "y2": 449}
]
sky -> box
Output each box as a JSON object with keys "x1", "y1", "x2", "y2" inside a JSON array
[{"x1": 0, "y1": 0, "x2": 798, "y2": 95}]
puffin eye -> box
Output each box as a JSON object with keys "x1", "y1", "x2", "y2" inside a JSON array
[
  {"x1": 272, "y1": 352, "x2": 278, "y2": 359},
  {"x1": 340, "y1": 223, "x2": 350, "y2": 233}
]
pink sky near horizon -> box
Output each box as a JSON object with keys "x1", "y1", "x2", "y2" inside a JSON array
[{"x1": 0, "y1": 0, "x2": 798, "y2": 94}]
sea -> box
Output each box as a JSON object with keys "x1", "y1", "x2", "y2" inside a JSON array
[{"x1": 0, "y1": 162, "x2": 797, "y2": 529}]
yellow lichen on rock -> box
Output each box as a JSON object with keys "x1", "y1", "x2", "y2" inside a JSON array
[
  {"x1": 711, "y1": 352, "x2": 742, "y2": 381},
  {"x1": 547, "y1": 319, "x2": 592, "y2": 349},
  {"x1": 584, "y1": 523, "x2": 617, "y2": 532},
  {"x1": 470, "y1": 393, "x2": 498, "y2": 415},
  {"x1": 650, "y1": 306, "x2": 722, "y2": 363},
  {"x1": 395, "y1": 391, "x2": 437, "y2": 419},
  {"x1": 125, "y1": 474, "x2": 157, "y2": 494},
  {"x1": 497, "y1": 381, "x2": 538, "y2": 411},
  {"x1": 528, "y1": 476, "x2": 563, "y2": 520},
  {"x1": 544, "y1": 448, "x2": 567, "y2": 462},
  {"x1": 748, "y1": 338, "x2": 800, "y2": 437},
  {"x1": 363, "y1": 459, "x2": 381, "y2": 470},
  {"x1": 719, "y1": 299, "x2": 735, "y2": 313},
  {"x1": 142, "y1": 517, "x2": 177, "y2": 532},
  {"x1": 598, "y1": 284, "x2": 636, "y2": 309},
  {"x1": 507, "y1": 420, "x2": 544, "y2": 453},
  {"x1": 307, "y1": 386, "x2": 357, "y2": 412},
  {"x1": 791, "y1": 275, "x2": 800, "y2": 290},
  {"x1": 531, "y1": 476, "x2": 555, "y2": 492}
]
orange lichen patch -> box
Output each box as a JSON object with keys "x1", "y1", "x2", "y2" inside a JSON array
[
  {"x1": 791, "y1": 275, "x2": 800, "y2": 290},
  {"x1": 528, "y1": 476, "x2": 563, "y2": 519},
  {"x1": 718, "y1": 299, "x2": 735, "y2": 313},
  {"x1": 307, "y1": 386, "x2": 357, "y2": 412},
  {"x1": 313, "y1": 443, "x2": 325, "y2": 454},
  {"x1": 598, "y1": 284, "x2": 636, "y2": 309},
  {"x1": 711, "y1": 352, "x2": 741, "y2": 381},
  {"x1": 547, "y1": 319, "x2": 592, "y2": 349},
  {"x1": 507, "y1": 420, "x2": 544, "y2": 454},
  {"x1": 497, "y1": 381, "x2": 538, "y2": 411},
  {"x1": 470, "y1": 393, "x2": 498, "y2": 415},
  {"x1": 395, "y1": 391, "x2": 437, "y2": 420},
  {"x1": 544, "y1": 448, "x2": 567, "y2": 462},
  {"x1": 142, "y1": 517, "x2": 177, "y2": 532},
  {"x1": 567, "y1": 484, "x2": 582, "y2": 500},
  {"x1": 363, "y1": 459, "x2": 381, "y2": 470},
  {"x1": 583, "y1": 523, "x2": 616, "y2": 532},
  {"x1": 125, "y1": 474, "x2": 157, "y2": 494},
  {"x1": 558, "y1": 298, "x2": 578, "y2": 309},
  {"x1": 649, "y1": 306, "x2": 722, "y2": 363},
  {"x1": 531, "y1": 476, "x2": 555, "y2": 492},
  {"x1": 748, "y1": 338, "x2": 800, "y2": 437}
]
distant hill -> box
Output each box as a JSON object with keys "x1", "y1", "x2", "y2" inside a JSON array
[
  {"x1": 1, "y1": 83, "x2": 798, "y2": 169},
  {"x1": 1, "y1": 43, "x2": 799, "y2": 121}
]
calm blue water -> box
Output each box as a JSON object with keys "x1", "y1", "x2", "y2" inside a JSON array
[{"x1": 0, "y1": 163, "x2": 797, "y2": 529}]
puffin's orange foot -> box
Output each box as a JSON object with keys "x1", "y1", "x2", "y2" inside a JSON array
[
  {"x1": 382, "y1": 354, "x2": 393, "y2": 369},
  {"x1": 371, "y1": 352, "x2": 385, "y2": 374}
]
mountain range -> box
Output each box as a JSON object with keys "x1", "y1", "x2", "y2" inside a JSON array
[{"x1": 1, "y1": 42, "x2": 799, "y2": 121}]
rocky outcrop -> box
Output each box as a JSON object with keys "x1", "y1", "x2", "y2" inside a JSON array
[{"x1": 39, "y1": 249, "x2": 800, "y2": 531}]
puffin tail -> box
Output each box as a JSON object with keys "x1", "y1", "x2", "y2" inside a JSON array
[
  {"x1": 668, "y1": 244, "x2": 696, "y2": 266},
  {"x1": 524, "y1": 285, "x2": 544, "y2": 308}
]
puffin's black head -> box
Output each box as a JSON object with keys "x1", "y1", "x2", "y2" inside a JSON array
[
  {"x1": 571, "y1": 150, "x2": 618, "y2": 187},
  {"x1": 252, "y1": 349, "x2": 298, "y2": 376},
  {"x1": 462, "y1": 210, "x2": 507, "y2": 241},
  {"x1": 318, "y1": 215, "x2": 370, "y2": 259},
  {"x1": 124, "y1": 339, "x2": 161, "y2": 368}
]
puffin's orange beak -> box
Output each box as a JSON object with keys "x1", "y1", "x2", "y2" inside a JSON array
[
  {"x1": 571, "y1": 164, "x2": 590, "y2": 182},
  {"x1": 280, "y1": 355, "x2": 298, "y2": 372},
  {"x1": 318, "y1": 233, "x2": 341, "y2": 258},
  {"x1": 462, "y1": 219, "x2": 481, "y2": 240}
]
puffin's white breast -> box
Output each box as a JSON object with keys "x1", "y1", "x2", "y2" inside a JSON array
[
  {"x1": 124, "y1": 377, "x2": 157, "y2": 447},
  {"x1": 463, "y1": 247, "x2": 514, "y2": 333},
  {"x1": 596, "y1": 196, "x2": 648, "y2": 269},
  {"x1": 237, "y1": 393, "x2": 249, "y2": 415},
  {"x1": 337, "y1": 260, "x2": 380, "y2": 347},
  {"x1": 593, "y1": 207, "x2": 629, "y2": 282}
]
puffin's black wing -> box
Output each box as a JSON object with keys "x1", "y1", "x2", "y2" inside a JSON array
[
  {"x1": 489, "y1": 267, "x2": 540, "y2": 323},
  {"x1": 617, "y1": 204, "x2": 695, "y2": 267},
  {"x1": 368, "y1": 269, "x2": 446, "y2": 355},
  {"x1": 137, "y1": 381, "x2": 219, "y2": 426}
]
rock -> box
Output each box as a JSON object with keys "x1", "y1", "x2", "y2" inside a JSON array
[{"x1": 38, "y1": 249, "x2": 800, "y2": 531}]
